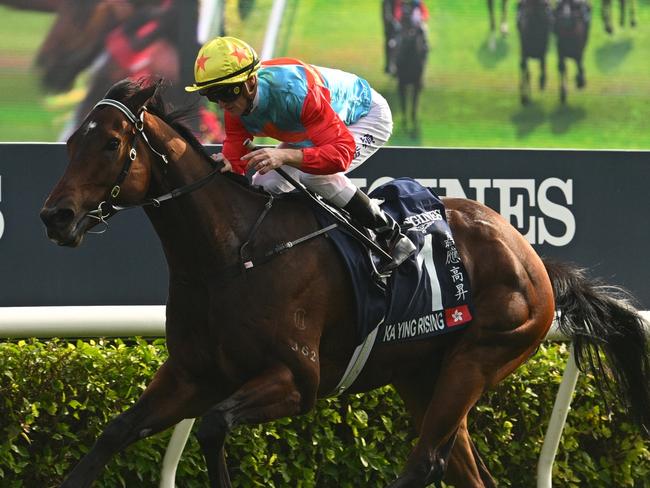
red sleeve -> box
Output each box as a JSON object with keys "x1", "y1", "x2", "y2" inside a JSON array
[
  {"x1": 299, "y1": 86, "x2": 356, "y2": 175},
  {"x1": 393, "y1": 0, "x2": 402, "y2": 21},
  {"x1": 420, "y1": 3, "x2": 429, "y2": 21},
  {"x1": 221, "y1": 112, "x2": 253, "y2": 175}
]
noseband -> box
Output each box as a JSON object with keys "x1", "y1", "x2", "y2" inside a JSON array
[{"x1": 87, "y1": 98, "x2": 221, "y2": 223}]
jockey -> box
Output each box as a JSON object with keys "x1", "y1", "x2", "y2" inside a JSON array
[
  {"x1": 394, "y1": 0, "x2": 430, "y2": 31},
  {"x1": 185, "y1": 36, "x2": 416, "y2": 270},
  {"x1": 392, "y1": 0, "x2": 430, "y2": 53}
]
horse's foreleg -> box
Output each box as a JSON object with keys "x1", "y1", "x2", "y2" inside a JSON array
[
  {"x1": 60, "y1": 360, "x2": 209, "y2": 488},
  {"x1": 197, "y1": 363, "x2": 312, "y2": 487},
  {"x1": 520, "y1": 57, "x2": 531, "y2": 105},
  {"x1": 196, "y1": 413, "x2": 232, "y2": 488},
  {"x1": 500, "y1": 0, "x2": 509, "y2": 35},
  {"x1": 602, "y1": 0, "x2": 614, "y2": 34},
  {"x1": 540, "y1": 56, "x2": 547, "y2": 90},
  {"x1": 558, "y1": 56, "x2": 568, "y2": 104},
  {"x1": 576, "y1": 57, "x2": 586, "y2": 89},
  {"x1": 398, "y1": 81, "x2": 408, "y2": 130},
  {"x1": 488, "y1": 0, "x2": 496, "y2": 32},
  {"x1": 411, "y1": 82, "x2": 422, "y2": 132},
  {"x1": 629, "y1": 0, "x2": 637, "y2": 27},
  {"x1": 619, "y1": 0, "x2": 626, "y2": 27}
]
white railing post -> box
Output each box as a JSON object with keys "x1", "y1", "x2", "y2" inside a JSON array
[
  {"x1": 537, "y1": 344, "x2": 580, "y2": 488},
  {"x1": 159, "y1": 418, "x2": 196, "y2": 488}
]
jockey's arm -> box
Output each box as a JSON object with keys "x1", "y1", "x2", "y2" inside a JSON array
[
  {"x1": 242, "y1": 87, "x2": 356, "y2": 176},
  {"x1": 221, "y1": 112, "x2": 254, "y2": 175}
]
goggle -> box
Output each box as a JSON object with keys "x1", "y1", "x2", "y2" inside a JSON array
[{"x1": 198, "y1": 83, "x2": 244, "y2": 103}]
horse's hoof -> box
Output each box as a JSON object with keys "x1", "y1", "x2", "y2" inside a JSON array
[
  {"x1": 576, "y1": 75, "x2": 586, "y2": 89},
  {"x1": 521, "y1": 95, "x2": 530, "y2": 106},
  {"x1": 540, "y1": 77, "x2": 546, "y2": 90},
  {"x1": 560, "y1": 92, "x2": 567, "y2": 105},
  {"x1": 500, "y1": 22, "x2": 509, "y2": 36}
]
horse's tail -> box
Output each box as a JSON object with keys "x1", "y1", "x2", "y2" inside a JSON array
[{"x1": 543, "y1": 258, "x2": 650, "y2": 435}]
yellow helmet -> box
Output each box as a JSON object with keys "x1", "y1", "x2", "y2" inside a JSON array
[{"x1": 185, "y1": 37, "x2": 260, "y2": 92}]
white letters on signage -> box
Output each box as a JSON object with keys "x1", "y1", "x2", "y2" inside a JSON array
[
  {"x1": 537, "y1": 178, "x2": 575, "y2": 246},
  {"x1": 491, "y1": 179, "x2": 536, "y2": 242}
]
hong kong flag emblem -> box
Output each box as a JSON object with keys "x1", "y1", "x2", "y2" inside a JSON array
[{"x1": 445, "y1": 305, "x2": 472, "y2": 326}]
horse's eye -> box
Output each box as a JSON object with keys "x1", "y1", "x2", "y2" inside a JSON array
[{"x1": 106, "y1": 138, "x2": 120, "y2": 151}]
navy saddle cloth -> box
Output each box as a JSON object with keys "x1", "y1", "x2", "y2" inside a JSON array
[{"x1": 313, "y1": 177, "x2": 474, "y2": 347}]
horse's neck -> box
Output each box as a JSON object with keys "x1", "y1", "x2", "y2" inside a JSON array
[{"x1": 142, "y1": 114, "x2": 264, "y2": 278}]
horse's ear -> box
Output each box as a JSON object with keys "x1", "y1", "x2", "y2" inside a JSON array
[{"x1": 126, "y1": 78, "x2": 164, "y2": 112}]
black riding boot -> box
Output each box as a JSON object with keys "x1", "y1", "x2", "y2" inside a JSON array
[{"x1": 343, "y1": 189, "x2": 416, "y2": 270}]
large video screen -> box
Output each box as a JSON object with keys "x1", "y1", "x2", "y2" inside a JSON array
[{"x1": 0, "y1": 0, "x2": 648, "y2": 149}]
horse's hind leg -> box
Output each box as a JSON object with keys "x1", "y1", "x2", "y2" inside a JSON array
[
  {"x1": 540, "y1": 56, "x2": 547, "y2": 90},
  {"x1": 197, "y1": 363, "x2": 312, "y2": 488},
  {"x1": 445, "y1": 417, "x2": 497, "y2": 488},
  {"x1": 396, "y1": 371, "x2": 495, "y2": 488},
  {"x1": 387, "y1": 354, "x2": 489, "y2": 488},
  {"x1": 60, "y1": 360, "x2": 210, "y2": 488}
]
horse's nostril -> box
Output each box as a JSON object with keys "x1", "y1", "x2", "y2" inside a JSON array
[{"x1": 40, "y1": 207, "x2": 75, "y2": 229}]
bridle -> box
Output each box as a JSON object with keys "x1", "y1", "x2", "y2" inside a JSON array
[{"x1": 86, "y1": 98, "x2": 221, "y2": 225}]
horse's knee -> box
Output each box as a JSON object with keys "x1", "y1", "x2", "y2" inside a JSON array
[{"x1": 196, "y1": 411, "x2": 230, "y2": 449}]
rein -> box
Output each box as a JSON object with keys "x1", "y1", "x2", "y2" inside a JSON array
[{"x1": 87, "y1": 98, "x2": 221, "y2": 223}]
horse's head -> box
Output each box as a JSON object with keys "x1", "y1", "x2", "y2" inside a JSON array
[
  {"x1": 40, "y1": 79, "x2": 161, "y2": 246},
  {"x1": 35, "y1": 0, "x2": 135, "y2": 92}
]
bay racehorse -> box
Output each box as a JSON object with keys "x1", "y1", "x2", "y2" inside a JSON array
[
  {"x1": 555, "y1": 0, "x2": 591, "y2": 104},
  {"x1": 602, "y1": 0, "x2": 637, "y2": 34},
  {"x1": 516, "y1": 0, "x2": 553, "y2": 105},
  {"x1": 395, "y1": 1, "x2": 429, "y2": 135},
  {"x1": 40, "y1": 79, "x2": 650, "y2": 487}
]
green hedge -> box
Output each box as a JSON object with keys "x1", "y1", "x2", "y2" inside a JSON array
[{"x1": 0, "y1": 339, "x2": 648, "y2": 487}]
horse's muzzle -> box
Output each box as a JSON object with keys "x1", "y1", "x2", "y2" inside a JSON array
[{"x1": 40, "y1": 205, "x2": 86, "y2": 247}]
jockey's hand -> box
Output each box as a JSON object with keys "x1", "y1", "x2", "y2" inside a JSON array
[
  {"x1": 242, "y1": 148, "x2": 286, "y2": 175},
  {"x1": 212, "y1": 153, "x2": 232, "y2": 173},
  {"x1": 242, "y1": 147, "x2": 303, "y2": 175}
]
